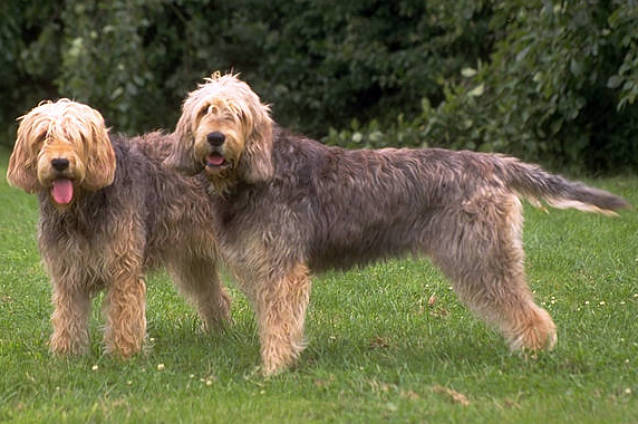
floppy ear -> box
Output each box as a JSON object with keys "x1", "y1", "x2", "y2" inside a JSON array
[
  {"x1": 164, "y1": 105, "x2": 199, "y2": 175},
  {"x1": 238, "y1": 104, "x2": 274, "y2": 184},
  {"x1": 82, "y1": 121, "x2": 116, "y2": 191},
  {"x1": 6, "y1": 126, "x2": 40, "y2": 193}
]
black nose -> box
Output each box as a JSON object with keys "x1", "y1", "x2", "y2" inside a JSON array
[
  {"x1": 207, "y1": 131, "x2": 225, "y2": 147},
  {"x1": 51, "y1": 158, "x2": 69, "y2": 171}
]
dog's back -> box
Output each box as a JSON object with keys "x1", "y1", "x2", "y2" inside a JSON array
[
  {"x1": 127, "y1": 130, "x2": 176, "y2": 163},
  {"x1": 260, "y1": 133, "x2": 630, "y2": 272}
]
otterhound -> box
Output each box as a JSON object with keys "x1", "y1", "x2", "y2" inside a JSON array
[
  {"x1": 7, "y1": 99, "x2": 231, "y2": 357},
  {"x1": 165, "y1": 73, "x2": 630, "y2": 375}
]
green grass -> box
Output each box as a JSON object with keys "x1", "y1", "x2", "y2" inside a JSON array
[{"x1": 1, "y1": 145, "x2": 636, "y2": 423}]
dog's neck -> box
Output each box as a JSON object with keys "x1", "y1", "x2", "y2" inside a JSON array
[
  {"x1": 205, "y1": 173, "x2": 254, "y2": 200},
  {"x1": 207, "y1": 178, "x2": 237, "y2": 198}
]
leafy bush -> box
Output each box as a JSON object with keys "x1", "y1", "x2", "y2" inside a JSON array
[
  {"x1": 0, "y1": 0, "x2": 490, "y2": 141},
  {"x1": 0, "y1": 1, "x2": 62, "y2": 144},
  {"x1": 1, "y1": 0, "x2": 636, "y2": 171},
  {"x1": 327, "y1": 0, "x2": 638, "y2": 172}
]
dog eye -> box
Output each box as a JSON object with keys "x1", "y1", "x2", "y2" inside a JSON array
[
  {"x1": 35, "y1": 132, "x2": 47, "y2": 145},
  {"x1": 197, "y1": 106, "x2": 208, "y2": 117}
]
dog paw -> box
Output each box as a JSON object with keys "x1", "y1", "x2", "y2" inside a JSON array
[
  {"x1": 49, "y1": 334, "x2": 89, "y2": 356},
  {"x1": 508, "y1": 306, "x2": 557, "y2": 351}
]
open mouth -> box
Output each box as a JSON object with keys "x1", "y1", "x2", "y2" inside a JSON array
[
  {"x1": 205, "y1": 153, "x2": 229, "y2": 169},
  {"x1": 50, "y1": 178, "x2": 74, "y2": 205}
]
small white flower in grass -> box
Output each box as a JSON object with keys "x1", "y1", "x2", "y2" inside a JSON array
[
  {"x1": 157, "y1": 363, "x2": 165, "y2": 371},
  {"x1": 127, "y1": 380, "x2": 132, "y2": 385},
  {"x1": 150, "y1": 337, "x2": 155, "y2": 342},
  {"x1": 625, "y1": 359, "x2": 630, "y2": 364},
  {"x1": 189, "y1": 374, "x2": 195, "y2": 379},
  {"x1": 634, "y1": 293, "x2": 638, "y2": 298},
  {"x1": 585, "y1": 301, "x2": 590, "y2": 305},
  {"x1": 599, "y1": 301, "x2": 605, "y2": 306},
  {"x1": 206, "y1": 379, "x2": 213, "y2": 386},
  {"x1": 91, "y1": 365, "x2": 98, "y2": 371},
  {"x1": 625, "y1": 388, "x2": 632, "y2": 395},
  {"x1": 386, "y1": 402, "x2": 398, "y2": 412},
  {"x1": 620, "y1": 301, "x2": 626, "y2": 305}
]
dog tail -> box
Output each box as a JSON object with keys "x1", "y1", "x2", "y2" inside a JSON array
[{"x1": 497, "y1": 156, "x2": 631, "y2": 216}]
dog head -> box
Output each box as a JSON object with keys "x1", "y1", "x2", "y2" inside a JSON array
[
  {"x1": 165, "y1": 72, "x2": 274, "y2": 192},
  {"x1": 7, "y1": 99, "x2": 116, "y2": 207}
]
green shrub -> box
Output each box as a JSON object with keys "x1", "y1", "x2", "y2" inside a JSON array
[
  {"x1": 1, "y1": 0, "x2": 636, "y2": 171},
  {"x1": 326, "y1": 1, "x2": 638, "y2": 172},
  {"x1": 0, "y1": 0, "x2": 491, "y2": 140}
]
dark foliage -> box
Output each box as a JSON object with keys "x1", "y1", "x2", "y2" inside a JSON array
[{"x1": 2, "y1": 0, "x2": 636, "y2": 171}]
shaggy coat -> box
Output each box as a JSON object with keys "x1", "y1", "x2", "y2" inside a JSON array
[
  {"x1": 213, "y1": 127, "x2": 628, "y2": 273},
  {"x1": 166, "y1": 74, "x2": 630, "y2": 375},
  {"x1": 7, "y1": 100, "x2": 230, "y2": 357}
]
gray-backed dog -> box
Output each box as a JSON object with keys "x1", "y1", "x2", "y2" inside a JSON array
[
  {"x1": 165, "y1": 73, "x2": 630, "y2": 375},
  {"x1": 7, "y1": 99, "x2": 230, "y2": 357}
]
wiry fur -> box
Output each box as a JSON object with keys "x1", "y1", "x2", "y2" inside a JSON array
[
  {"x1": 166, "y1": 74, "x2": 631, "y2": 375},
  {"x1": 7, "y1": 100, "x2": 231, "y2": 357}
]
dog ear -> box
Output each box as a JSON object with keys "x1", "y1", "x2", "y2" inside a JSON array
[
  {"x1": 238, "y1": 104, "x2": 274, "y2": 184},
  {"x1": 6, "y1": 124, "x2": 40, "y2": 193},
  {"x1": 81, "y1": 119, "x2": 116, "y2": 191},
  {"x1": 164, "y1": 106, "x2": 199, "y2": 175}
]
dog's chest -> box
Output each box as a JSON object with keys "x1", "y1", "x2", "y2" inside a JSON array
[
  {"x1": 211, "y1": 186, "x2": 262, "y2": 229},
  {"x1": 38, "y1": 198, "x2": 117, "y2": 261},
  {"x1": 39, "y1": 217, "x2": 107, "y2": 261}
]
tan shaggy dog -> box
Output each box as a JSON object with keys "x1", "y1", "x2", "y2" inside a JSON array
[
  {"x1": 165, "y1": 73, "x2": 630, "y2": 375},
  {"x1": 7, "y1": 99, "x2": 231, "y2": 357}
]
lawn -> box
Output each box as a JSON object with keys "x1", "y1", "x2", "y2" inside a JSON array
[{"x1": 0, "y1": 145, "x2": 636, "y2": 423}]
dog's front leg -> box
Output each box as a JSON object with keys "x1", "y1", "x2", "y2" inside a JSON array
[
  {"x1": 252, "y1": 263, "x2": 312, "y2": 376},
  {"x1": 103, "y1": 262, "x2": 147, "y2": 358},
  {"x1": 49, "y1": 279, "x2": 91, "y2": 355}
]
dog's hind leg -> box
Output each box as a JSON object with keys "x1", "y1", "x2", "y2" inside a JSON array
[
  {"x1": 250, "y1": 263, "x2": 312, "y2": 376},
  {"x1": 430, "y1": 194, "x2": 556, "y2": 351},
  {"x1": 168, "y1": 256, "x2": 231, "y2": 332}
]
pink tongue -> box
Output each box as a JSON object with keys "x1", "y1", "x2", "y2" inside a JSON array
[
  {"x1": 51, "y1": 179, "x2": 73, "y2": 204},
  {"x1": 207, "y1": 154, "x2": 225, "y2": 166}
]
